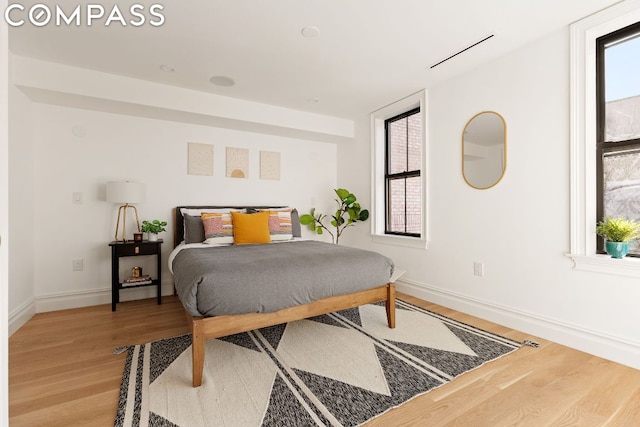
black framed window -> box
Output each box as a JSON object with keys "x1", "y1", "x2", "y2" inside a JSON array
[
  {"x1": 384, "y1": 107, "x2": 421, "y2": 237},
  {"x1": 596, "y1": 21, "x2": 640, "y2": 257}
]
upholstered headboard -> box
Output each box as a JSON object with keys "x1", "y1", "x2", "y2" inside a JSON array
[{"x1": 174, "y1": 206, "x2": 300, "y2": 248}]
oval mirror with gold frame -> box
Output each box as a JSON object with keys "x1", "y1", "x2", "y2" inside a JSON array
[{"x1": 462, "y1": 111, "x2": 507, "y2": 189}]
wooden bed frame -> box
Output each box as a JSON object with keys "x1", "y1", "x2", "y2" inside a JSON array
[{"x1": 173, "y1": 206, "x2": 396, "y2": 387}]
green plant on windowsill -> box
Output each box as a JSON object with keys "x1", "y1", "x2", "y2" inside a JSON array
[
  {"x1": 299, "y1": 188, "x2": 369, "y2": 245},
  {"x1": 596, "y1": 216, "x2": 640, "y2": 258},
  {"x1": 596, "y1": 217, "x2": 640, "y2": 242}
]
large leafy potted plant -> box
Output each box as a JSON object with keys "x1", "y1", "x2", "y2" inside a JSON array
[
  {"x1": 300, "y1": 188, "x2": 369, "y2": 244},
  {"x1": 141, "y1": 219, "x2": 167, "y2": 242},
  {"x1": 595, "y1": 217, "x2": 640, "y2": 258}
]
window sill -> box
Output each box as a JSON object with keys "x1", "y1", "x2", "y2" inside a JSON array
[
  {"x1": 371, "y1": 233, "x2": 428, "y2": 249},
  {"x1": 566, "y1": 253, "x2": 640, "y2": 278}
]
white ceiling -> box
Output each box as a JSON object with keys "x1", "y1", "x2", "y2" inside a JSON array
[{"x1": 9, "y1": 0, "x2": 622, "y2": 120}]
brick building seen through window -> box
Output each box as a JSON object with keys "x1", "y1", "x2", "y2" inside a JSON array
[{"x1": 385, "y1": 108, "x2": 421, "y2": 236}]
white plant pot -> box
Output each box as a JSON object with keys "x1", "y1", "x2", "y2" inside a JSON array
[{"x1": 148, "y1": 233, "x2": 159, "y2": 242}]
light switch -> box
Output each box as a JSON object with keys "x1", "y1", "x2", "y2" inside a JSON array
[{"x1": 72, "y1": 192, "x2": 83, "y2": 204}]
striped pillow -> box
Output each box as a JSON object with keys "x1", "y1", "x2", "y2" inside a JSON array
[
  {"x1": 182, "y1": 208, "x2": 240, "y2": 244},
  {"x1": 260, "y1": 208, "x2": 294, "y2": 241},
  {"x1": 201, "y1": 212, "x2": 234, "y2": 245}
]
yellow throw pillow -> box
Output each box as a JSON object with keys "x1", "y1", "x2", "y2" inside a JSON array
[{"x1": 231, "y1": 211, "x2": 271, "y2": 244}]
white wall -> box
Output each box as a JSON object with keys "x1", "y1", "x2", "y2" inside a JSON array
[
  {"x1": 1, "y1": 0, "x2": 11, "y2": 421},
  {"x1": 25, "y1": 103, "x2": 336, "y2": 313},
  {"x1": 12, "y1": 56, "x2": 354, "y2": 144},
  {"x1": 340, "y1": 29, "x2": 640, "y2": 369},
  {"x1": 8, "y1": 76, "x2": 35, "y2": 334}
]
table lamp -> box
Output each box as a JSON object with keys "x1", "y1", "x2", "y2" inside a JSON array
[{"x1": 106, "y1": 181, "x2": 146, "y2": 242}]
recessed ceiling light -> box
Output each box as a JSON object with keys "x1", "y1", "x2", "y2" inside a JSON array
[
  {"x1": 209, "y1": 76, "x2": 236, "y2": 87},
  {"x1": 301, "y1": 26, "x2": 320, "y2": 38},
  {"x1": 159, "y1": 64, "x2": 175, "y2": 72}
]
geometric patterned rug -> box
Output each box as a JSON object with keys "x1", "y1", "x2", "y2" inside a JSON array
[{"x1": 115, "y1": 299, "x2": 521, "y2": 427}]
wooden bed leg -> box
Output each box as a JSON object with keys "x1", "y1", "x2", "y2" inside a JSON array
[
  {"x1": 192, "y1": 320, "x2": 205, "y2": 387},
  {"x1": 386, "y1": 283, "x2": 396, "y2": 329}
]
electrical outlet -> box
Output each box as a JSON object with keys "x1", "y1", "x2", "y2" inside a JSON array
[
  {"x1": 473, "y1": 262, "x2": 484, "y2": 277},
  {"x1": 72, "y1": 258, "x2": 83, "y2": 271}
]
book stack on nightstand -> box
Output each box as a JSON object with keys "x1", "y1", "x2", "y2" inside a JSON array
[{"x1": 123, "y1": 274, "x2": 152, "y2": 287}]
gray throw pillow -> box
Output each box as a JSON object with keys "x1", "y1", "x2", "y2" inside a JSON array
[
  {"x1": 291, "y1": 208, "x2": 301, "y2": 238},
  {"x1": 184, "y1": 214, "x2": 205, "y2": 244}
]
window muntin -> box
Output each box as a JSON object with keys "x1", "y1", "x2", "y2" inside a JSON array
[
  {"x1": 597, "y1": 21, "x2": 640, "y2": 257},
  {"x1": 385, "y1": 108, "x2": 421, "y2": 236}
]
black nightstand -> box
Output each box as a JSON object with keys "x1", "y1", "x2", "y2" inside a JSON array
[{"x1": 109, "y1": 239, "x2": 162, "y2": 311}]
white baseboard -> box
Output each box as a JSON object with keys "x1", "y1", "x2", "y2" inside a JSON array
[
  {"x1": 35, "y1": 287, "x2": 112, "y2": 313},
  {"x1": 397, "y1": 278, "x2": 640, "y2": 371},
  {"x1": 34, "y1": 281, "x2": 175, "y2": 313},
  {"x1": 10, "y1": 283, "x2": 175, "y2": 335},
  {"x1": 9, "y1": 298, "x2": 36, "y2": 336}
]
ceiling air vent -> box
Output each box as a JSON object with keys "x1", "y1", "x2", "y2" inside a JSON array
[{"x1": 430, "y1": 34, "x2": 495, "y2": 69}]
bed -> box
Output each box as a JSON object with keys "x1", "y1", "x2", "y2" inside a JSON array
[{"x1": 170, "y1": 206, "x2": 397, "y2": 387}]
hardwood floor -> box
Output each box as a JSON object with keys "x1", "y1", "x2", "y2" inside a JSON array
[{"x1": 9, "y1": 294, "x2": 640, "y2": 426}]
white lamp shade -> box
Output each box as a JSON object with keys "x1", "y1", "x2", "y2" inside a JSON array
[{"x1": 106, "y1": 181, "x2": 146, "y2": 204}]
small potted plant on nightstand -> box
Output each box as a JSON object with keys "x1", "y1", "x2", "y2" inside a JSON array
[
  {"x1": 596, "y1": 217, "x2": 640, "y2": 258},
  {"x1": 141, "y1": 219, "x2": 167, "y2": 242}
]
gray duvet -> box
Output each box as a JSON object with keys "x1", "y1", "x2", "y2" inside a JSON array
[{"x1": 172, "y1": 240, "x2": 394, "y2": 317}]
